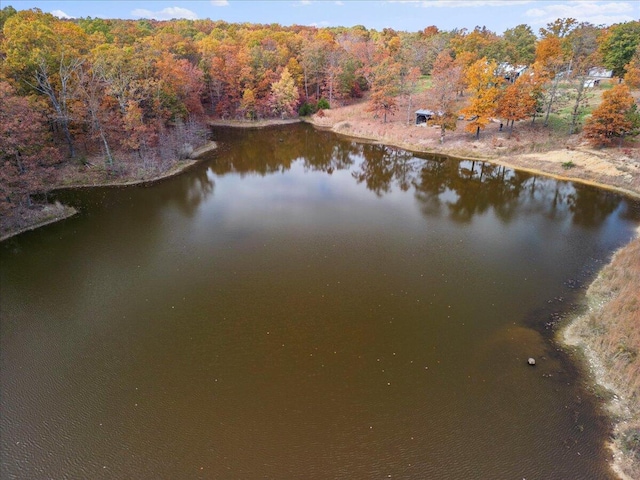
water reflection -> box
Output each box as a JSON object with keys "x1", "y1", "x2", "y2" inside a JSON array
[
  {"x1": 210, "y1": 126, "x2": 358, "y2": 176},
  {"x1": 209, "y1": 124, "x2": 633, "y2": 231},
  {"x1": 2, "y1": 123, "x2": 639, "y2": 480}
]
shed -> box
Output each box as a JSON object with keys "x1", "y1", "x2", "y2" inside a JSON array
[
  {"x1": 588, "y1": 67, "x2": 613, "y2": 78},
  {"x1": 499, "y1": 63, "x2": 528, "y2": 83},
  {"x1": 415, "y1": 109, "x2": 435, "y2": 125}
]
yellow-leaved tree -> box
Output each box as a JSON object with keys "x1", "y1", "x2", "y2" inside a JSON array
[
  {"x1": 460, "y1": 58, "x2": 503, "y2": 139},
  {"x1": 269, "y1": 67, "x2": 299, "y2": 119}
]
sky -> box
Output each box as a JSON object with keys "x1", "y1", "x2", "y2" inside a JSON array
[{"x1": 5, "y1": 1, "x2": 639, "y2": 34}]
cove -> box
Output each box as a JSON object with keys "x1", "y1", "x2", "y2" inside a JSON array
[{"x1": 1, "y1": 123, "x2": 639, "y2": 479}]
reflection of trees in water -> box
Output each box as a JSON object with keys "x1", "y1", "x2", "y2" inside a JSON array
[
  {"x1": 352, "y1": 144, "x2": 420, "y2": 196},
  {"x1": 568, "y1": 185, "x2": 620, "y2": 227},
  {"x1": 413, "y1": 158, "x2": 449, "y2": 217},
  {"x1": 412, "y1": 157, "x2": 625, "y2": 228},
  {"x1": 300, "y1": 129, "x2": 359, "y2": 174},
  {"x1": 173, "y1": 166, "x2": 215, "y2": 217},
  {"x1": 208, "y1": 124, "x2": 633, "y2": 229},
  {"x1": 211, "y1": 124, "x2": 357, "y2": 176},
  {"x1": 210, "y1": 127, "x2": 298, "y2": 176}
]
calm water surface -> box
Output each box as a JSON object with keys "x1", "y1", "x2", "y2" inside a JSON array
[{"x1": 2, "y1": 124, "x2": 639, "y2": 479}]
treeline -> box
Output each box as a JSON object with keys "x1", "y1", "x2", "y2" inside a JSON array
[{"x1": 1, "y1": 7, "x2": 640, "y2": 212}]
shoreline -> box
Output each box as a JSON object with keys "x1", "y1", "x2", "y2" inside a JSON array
[
  {"x1": 208, "y1": 118, "x2": 301, "y2": 128},
  {"x1": 0, "y1": 203, "x2": 77, "y2": 243},
  {"x1": 562, "y1": 231, "x2": 640, "y2": 480},
  {"x1": 0, "y1": 141, "x2": 217, "y2": 242},
  {"x1": 302, "y1": 117, "x2": 640, "y2": 201},
  {"x1": 55, "y1": 141, "x2": 218, "y2": 190},
  {"x1": 2, "y1": 118, "x2": 638, "y2": 478}
]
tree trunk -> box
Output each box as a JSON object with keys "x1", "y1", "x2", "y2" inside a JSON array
[
  {"x1": 476, "y1": 126, "x2": 480, "y2": 139},
  {"x1": 15, "y1": 152, "x2": 25, "y2": 174},
  {"x1": 35, "y1": 60, "x2": 76, "y2": 158},
  {"x1": 570, "y1": 77, "x2": 587, "y2": 135},
  {"x1": 60, "y1": 118, "x2": 75, "y2": 158},
  {"x1": 543, "y1": 77, "x2": 559, "y2": 127}
]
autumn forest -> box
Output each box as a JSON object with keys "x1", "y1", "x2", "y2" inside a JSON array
[{"x1": 1, "y1": 7, "x2": 639, "y2": 235}]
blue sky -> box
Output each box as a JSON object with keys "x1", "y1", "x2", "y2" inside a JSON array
[{"x1": 5, "y1": 1, "x2": 639, "y2": 34}]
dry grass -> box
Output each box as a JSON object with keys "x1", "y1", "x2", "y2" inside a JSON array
[{"x1": 565, "y1": 236, "x2": 640, "y2": 480}]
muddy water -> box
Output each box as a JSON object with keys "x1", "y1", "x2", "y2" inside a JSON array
[{"x1": 2, "y1": 123, "x2": 639, "y2": 479}]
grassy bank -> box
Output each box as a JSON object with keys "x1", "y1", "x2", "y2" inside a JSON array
[{"x1": 564, "y1": 235, "x2": 640, "y2": 480}]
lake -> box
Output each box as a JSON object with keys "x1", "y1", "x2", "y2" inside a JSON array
[{"x1": 2, "y1": 123, "x2": 639, "y2": 479}]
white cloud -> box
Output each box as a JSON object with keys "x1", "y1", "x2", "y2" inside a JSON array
[
  {"x1": 524, "y1": 1, "x2": 636, "y2": 26},
  {"x1": 211, "y1": 0, "x2": 229, "y2": 6},
  {"x1": 51, "y1": 9, "x2": 73, "y2": 19},
  {"x1": 131, "y1": 7, "x2": 199, "y2": 20},
  {"x1": 335, "y1": 1, "x2": 344, "y2": 5},
  {"x1": 417, "y1": 0, "x2": 534, "y2": 7}
]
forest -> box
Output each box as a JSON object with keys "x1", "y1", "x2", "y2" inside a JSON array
[{"x1": 1, "y1": 6, "x2": 640, "y2": 235}]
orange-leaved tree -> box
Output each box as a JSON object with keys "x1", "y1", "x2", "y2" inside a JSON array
[
  {"x1": 623, "y1": 44, "x2": 640, "y2": 89},
  {"x1": 583, "y1": 84, "x2": 637, "y2": 146},
  {"x1": 534, "y1": 35, "x2": 567, "y2": 127},
  {"x1": 495, "y1": 74, "x2": 537, "y2": 138},
  {"x1": 460, "y1": 58, "x2": 503, "y2": 139},
  {"x1": 366, "y1": 54, "x2": 401, "y2": 123}
]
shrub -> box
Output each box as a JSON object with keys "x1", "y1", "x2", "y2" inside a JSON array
[
  {"x1": 298, "y1": 102, "x2": 315, "y2": 117},
  {"x1": 317, "y1": 98, "x2": 330, "y2": 110},
  {"x1": 621, "y1": 428, "x2": 640, "y2": 460}
]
